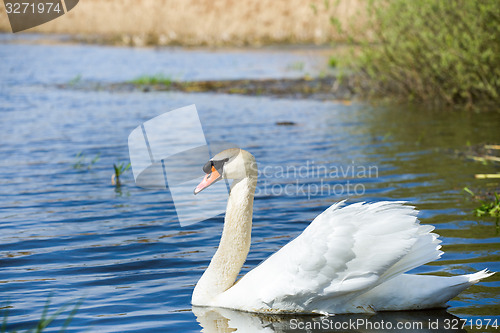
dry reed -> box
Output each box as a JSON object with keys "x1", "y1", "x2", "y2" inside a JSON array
[{"x1": 0, "y1": 0, "x2": 366, "y2": 46}]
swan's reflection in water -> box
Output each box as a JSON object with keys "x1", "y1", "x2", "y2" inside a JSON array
[{"x1": 193, "y1": 306, "x2": 466, "y2": 332}]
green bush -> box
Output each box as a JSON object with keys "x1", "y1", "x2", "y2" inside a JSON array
[{"x1": 341, "y1": 0, "x2": 500, "y2": 109}]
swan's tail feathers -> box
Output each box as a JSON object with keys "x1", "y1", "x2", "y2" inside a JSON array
[
  {"x1": 351, "y1": 270, "x2": 495, "y2": 312},
  {"x1": 380, "y1": 225, "x2": 443, "y2": 282},
  {"x1": 435, "y1": 269, "x2": 495, "y2": 305},
  {"x1": 466, "y1": 269, "x2": 495, "y2": 284},
  {"x1": 433, "y1": 269, "x2": 495, "y2": 306}
]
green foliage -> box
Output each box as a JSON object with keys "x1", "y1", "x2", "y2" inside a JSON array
[
  {"x1": 339, "y1": 0, "x2": 500, "y2": 109},
  {"x1": 130, "y1": 74, "x2": 172, "y2": 86},
  {"x1": 113, "y1": 162, "x2": 130, "y2": 177},
  {"x1": 328, "y1": 56, "x2": 338, "y2": 68},
  {"x1": 473, "y1": 192, "x2": 500, "y2": 218},
  {"x1": 463, "y1": 187, "x2": 475, "y2": 197},
  {"x1": 464, "y1": 187, "x2": 500, "y2": 218},
  {"x1": 113, "y1": 162, "x2": 131, "y2": 186},
  {"x1": 73, "y1": 152, "x2": 100, "y2": 169},
  {"x1": 1, "y1": 297, "x2": 82, "y2": 333},
  {"x1": 68, "y1": 74, "x2": 82, "y2": 86}
]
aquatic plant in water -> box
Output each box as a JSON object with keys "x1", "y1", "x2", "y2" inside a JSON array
[
  {"x1": 112, "y1": 162, "x2": 131, "y2": 186},
  {"x1": 464, "y1": 188, "x2": 500, "y2": 218},
  {"x1": 129, "y1": 74, "x2": 173, "y2": 86},
  {"x1": 73, "y1": 152, "x2": 100, "y2": 169},
  {"x1": 1, "y1": 297, "x2": 82, "y2": 333}
]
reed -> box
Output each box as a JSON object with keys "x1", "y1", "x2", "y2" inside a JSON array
[
  {"x1": 0, "y1": 0, "x2": 366, "y2": 46},
  {"x1": 1, "y1": 297, "x2": 82, "y2": 333}
]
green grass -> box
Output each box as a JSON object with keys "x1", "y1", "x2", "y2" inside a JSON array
[
  {"x1": 68, "y1": 74, "x2": 82, "y2": 86},
  {"x1": 473, "y1": 192, "x2": 500, "y2": 218},
  {"x1": 1, "y1": 297, "x2": 82, "y2": 333},
  {"x1": 333, "y1": 0, "x2": 500, "y2": 109},
  {"x1": 464, "y1": 188, "x2": 500, "y2": 218},
  {"x1": 113, "y1": 162, "x2": 131, "y2": 186},
  {"x1": 328, "y1": 56, "x2": 338, "y2": 68},
  {"x1": 73, "y1": 152, "x2": 100, "y2": 170},
  {"x1": 129, "y1": 74, "x2": 173, "y2": 86}
]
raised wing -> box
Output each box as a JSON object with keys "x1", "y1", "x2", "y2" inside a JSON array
[{"x1": 214, "y1": 201, "x2": 442, "y2": 314}]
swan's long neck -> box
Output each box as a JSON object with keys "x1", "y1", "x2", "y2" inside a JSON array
[{"x1": 192, "y1": 174, "x2": 257, "y2": 305}]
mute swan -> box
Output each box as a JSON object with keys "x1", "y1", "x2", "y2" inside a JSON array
[{"x1": 192, "y1": 148, "x2": 493, "y2": 314}]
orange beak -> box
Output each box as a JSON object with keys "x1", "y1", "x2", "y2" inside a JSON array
[{"x1": 194, "y1": 165, "x2": 222, "y2": 195}]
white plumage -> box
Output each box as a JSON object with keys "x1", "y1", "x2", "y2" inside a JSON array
[{"x1": 192, "y1": 149, "x2": 493, "y2": 315}]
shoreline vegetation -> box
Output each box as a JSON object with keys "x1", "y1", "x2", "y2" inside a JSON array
[
  {"x1": 59, "y1": 75, "x2": 356, "y2": 102},
  {"x1": 1, "y1": 0, "x2": 499, "y2": 109},
  {"x1": 343, "y1": 0, "x2": 500, "y2": 110}
]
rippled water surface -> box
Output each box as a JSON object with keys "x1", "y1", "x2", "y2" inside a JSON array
[{"x1": 1, "y1": 35, "x2": 499, "y2": 332}]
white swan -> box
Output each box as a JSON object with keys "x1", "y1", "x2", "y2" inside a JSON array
[{"x1": 192, "y1": 148, "x2": 493, "y2": 314}]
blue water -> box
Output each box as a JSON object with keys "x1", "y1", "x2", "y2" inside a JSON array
[{"x1": 0, "y1": 35, "x2": 499, "y2": 332}]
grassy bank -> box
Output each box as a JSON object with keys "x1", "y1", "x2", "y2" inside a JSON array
[
  {"x1": 59, "y1": 75, "x2": 354, "y2": 101},
  {"x1": 0, "y1": 0, "x2": 365, "y2": 46},
  {"x1": 2, "y1": 0, "x2": 498, "y2": 109}
]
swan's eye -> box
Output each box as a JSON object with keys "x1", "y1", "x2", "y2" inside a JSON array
[
  {"x1": 213, "y1": 158, "x2": 229, "y2": 172},
  {"x1": 202, "y1": 161, "x2": 213, "y2": 174},
  {"x1": 203, "y1": 158, "x2": 229, "y2": 174}
]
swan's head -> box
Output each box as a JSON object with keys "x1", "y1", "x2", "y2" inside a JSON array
[{"x1": 194, "y1": 148, "x2": 256, "y2": 195}]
